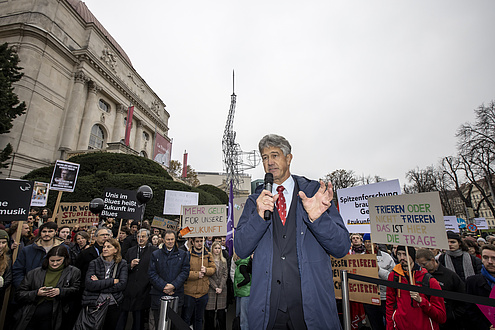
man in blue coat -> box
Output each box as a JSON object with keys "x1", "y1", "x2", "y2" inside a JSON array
[{"x1": 235, "y1": 134, "x2": 351, "y2": 330}]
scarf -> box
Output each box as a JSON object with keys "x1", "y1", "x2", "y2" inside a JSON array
[
  {"x1": 481, "y1": 265, "x2": 495, "y2": 288},
  {"x1": 41, "y1": 264, "x2": 64, "y2": 302},
  {"x1": 444, "y1": 249, "x2": 475, "y2": 280}
]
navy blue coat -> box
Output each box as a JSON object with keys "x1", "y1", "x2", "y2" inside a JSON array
[
  {"x1": 234, "y1": 175, "x2": 350, "y2": 330},
  {"x1": 148, "y1": 245, "x2": 190, "y2": 309}
]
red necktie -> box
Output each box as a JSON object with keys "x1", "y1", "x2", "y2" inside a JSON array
[{"x1": 276, "y1": 185, "x2": 287, "y2": 225}]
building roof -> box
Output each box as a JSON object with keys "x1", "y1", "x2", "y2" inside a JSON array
[{"x1": 66, "y1": 0, "x2": 133, "y2": 67}]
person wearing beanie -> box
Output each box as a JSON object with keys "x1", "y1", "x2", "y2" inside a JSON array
[
  {"x1": 386, "y1": 245, "x2": 446, "y2": 330},
  {"x1": 438, "y1": 231, "x2": 482, "y2": 282},
  {"x1": 477, "y1": 237, "x2": 487, "y2": 246}
]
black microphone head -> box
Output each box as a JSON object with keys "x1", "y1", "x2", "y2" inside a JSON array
[{"x1": 264, "y1": 173, "x2": 273, "y2": 184}]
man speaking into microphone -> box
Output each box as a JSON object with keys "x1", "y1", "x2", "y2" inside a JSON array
[{"x1": 235, "y1": 134, "x2": 350, "y2": 330}]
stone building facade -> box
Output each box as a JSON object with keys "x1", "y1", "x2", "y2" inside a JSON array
[{"x1": 0, "y1": 0, "x2": 170, "y2": 179}]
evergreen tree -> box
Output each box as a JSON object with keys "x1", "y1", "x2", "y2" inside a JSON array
[{"x1": 0, "y1": 42, "x2": 26, "y2": 172}]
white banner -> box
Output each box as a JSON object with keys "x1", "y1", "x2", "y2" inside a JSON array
[
  {"x1": 443, "y1": 216, "x2": 460, "y2": 233},
  {"x1": 163, "y1": 190, "x2": 199, "y2": 215},
  {"x1": 337, "y1": 180, "x2": 402, "y2": 233},
  {"x1": 474, "y1": 217, "x2": 489, "y2": 230}
]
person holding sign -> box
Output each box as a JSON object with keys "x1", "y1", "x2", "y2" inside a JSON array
[
  {"x1": 386, "y1": 246, "x2": 446, "y2": 330},
  {"x1": 235, "y1": 134, "x2": 351, "y2": 329}
]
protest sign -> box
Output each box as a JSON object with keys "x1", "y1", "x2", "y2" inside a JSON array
[
  {"x1": 332, "y1": 254, "x2": 381, "y2": 305},
  {"x1": 369, "y1": 191, "x2": 448, "y2": 249},
  {"x1": 444, "y1": 216, "x2": 460, "y2": 233},
  {"x1": 474, "y1": 217, "x2": 488, "y2": 230},
  {"x1": 233, "y1": 197, "x2": 247, "y2": 227},
  {"x1": 101, "y1": 188, "x2": 143, "y2": 220},
  {"x1": 163, "y1": 190, "x2": 199, "y2": 215},
  {"x1": 0, "y1": 179, "x2": 33, "y2": 222},
  {"x1": 182, "y1": 205, "x2": 227, "y2": 237},
  {"x1": 337, "y1": 180, "x2": 401, "y2": 233},
  {"x1": 49, "y1": 160, "x2": 80, "y2": 192},
  {"x1": 31, "y1": 181, "x2": 49, "y2": 207},
  {"x1": 152, "y1": 216, "x2": 179, "y2": 231},
  {"x1": 57, "y1": 202, "x2": 99, "y2": 227}
]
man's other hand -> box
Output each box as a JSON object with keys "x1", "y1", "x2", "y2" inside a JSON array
[{"x1": 299, "y1": 181, "x2": 334, "y2": 222}]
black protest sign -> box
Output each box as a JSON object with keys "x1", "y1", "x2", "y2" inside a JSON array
[
  {"x1": 102, "y1": 188, "x2": 143, "y2": 220},
  {"x1": 0, "y1": 179, "x2": 34, "y2": 222},
  {"x1": 50, "y1": 160, "x2": 80, "y2": 192}
]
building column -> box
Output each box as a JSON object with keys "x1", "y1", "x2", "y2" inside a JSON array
[
  {"x1": 77, "y1": 81, "x2": 101, "y2": 150},
  {"x1": 112, "y1": 104, "x2": 126, "y2": 143},
  {"x1": 133, "y1": 120, "x2": 142, "y2": 153},
  {"x1": 60, "y1": 70, "x2": 88, "y2": 151}
]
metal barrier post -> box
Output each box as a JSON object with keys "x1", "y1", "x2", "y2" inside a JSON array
[
  {"x1": 341, "y1": 270, "x2": 351, "y2": 330},
  {"x1": 158, "y1": 295, "x2": 179, "y2": 330}
]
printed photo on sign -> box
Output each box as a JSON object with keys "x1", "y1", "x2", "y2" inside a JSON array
[
  {"x1": 50, "y1": 160, "x2": 80, "y2": 192},
  {"x1": 31, "y1": 181, "x2": 49, "y2": 207},
  {"x1": 337, "y1": 179, "x2": 401, "y2": 233},
  {"x1": 369, "y1": 191, "x2": 448, "y2": 250}
]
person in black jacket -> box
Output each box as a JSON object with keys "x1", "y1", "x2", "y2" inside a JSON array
[
  {"x1": 81, "y1": 238, "x2": 128, "y2": 330},
  {"x1": 439, "y1": 231, "x2": 482, "y2": 282},
  {"x1": 466, "y1": 244, "x2": 495, "y2": 330},
  {"x1": 74, "y1": 227, "x2": 112, "y2": 289},
  {"x1": 117, "y1": 228, "x2": 157, "y2": 330},
  {"x1": 14, "y1": 245, "x2": 81, "y2": 330}
]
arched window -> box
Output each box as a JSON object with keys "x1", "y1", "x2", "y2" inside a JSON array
[
  {"x1": 89, "y1": 124, "x2": 105, "y2": 149},
  {"x1": 139, "y1": 151, "x2": 148, "y2": 158},
  {"x1": 99, "y1": 99, "x2": 110, "y2": 112}
]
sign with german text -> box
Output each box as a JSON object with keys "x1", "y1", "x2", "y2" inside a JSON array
[
  {"x1": 337, "y1": 180, "x2": 401, "y2": 233},
  {"x1": 49, "y1": 160, "x2": 80, "y2": 192},
  {"x1": 152, "y1": 216, "x2": 179, "y2": 231},
  {"x1": 153, "y1": 132, "x2": 172, "y2": 168},
  {"x1": 181, "y1": 205, "x2": 227, "y2": 237},
  {"x1": 332, "y1": 254, "x2": 381, "y2": 305},
  {"x1": 474, "y1": 217, "x2": 489, "y2": 230},
  {"x1": 369, "y1": 191, "x2": 448, "y2": 249},
  {"x1": 0, "y1": 179, "x2": 33, "y2": 222},
  {"x1": 57, "y1": 202, "x2": 99, "y2": 227},
  {"x1": 443, "y1": 216, "x2": 460, "y2": 233},
  {"x1": 101, "y1": 188, "x2": 143, "y2": 220},
  {"x1": 163, "y1": 190, "x2": 199, "y2": 215}
]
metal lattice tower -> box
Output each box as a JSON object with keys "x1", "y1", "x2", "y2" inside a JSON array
[{"x1": 222, "y1": 71, "x2": 260, "y2": 196}]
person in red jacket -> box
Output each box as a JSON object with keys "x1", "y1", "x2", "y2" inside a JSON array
[{"x1": 386, "y1": 246, "x2": 446, "y2": 330}]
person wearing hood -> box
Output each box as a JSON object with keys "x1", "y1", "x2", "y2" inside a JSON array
[
  {"x1": 386, "y1": 246, "x2": 446, "y2": 330},
  {"x1": 439, "y1": 231, "x2": 482, "y2": 282},
  {"x1": 12, "y1": 222, "x2": 68, "y2": 288}
]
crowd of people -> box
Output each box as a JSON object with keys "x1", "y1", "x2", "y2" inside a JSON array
[
  {"x1": 1, "y1": 205, "x2": 495, "y2": 329},
  {"x1": 0, "y1": 207, "x2": 251, "y2": 330}
]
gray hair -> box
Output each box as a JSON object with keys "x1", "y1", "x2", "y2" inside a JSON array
[
  {"x1": 138, "y1": 228, "x2": 150, "y2": 237},
  {"x1": 415, "y1": 248, "x2": 435, "y2": 261},
  {"x1": 258, "y1": 134, "x2": 292, "y2": 156},
  {"x1": 95, "y1": 227, "x2": 112, "y2": 237}
]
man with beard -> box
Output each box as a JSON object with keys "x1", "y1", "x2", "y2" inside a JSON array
[{"x1": 386, "y1": 246, "x2": 446, "y2": 330}]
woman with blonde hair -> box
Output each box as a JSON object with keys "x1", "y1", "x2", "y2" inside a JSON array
[
  {"x1": 205, "y1": 241, "x2": 228, "y2": 330},
  {"x1": 77, "y1": 238, "x2": 128, "y2": 330}
]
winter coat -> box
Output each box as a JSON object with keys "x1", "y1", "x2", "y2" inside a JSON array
[
  {"x1": 74, "y1": 243, "x2": 104, "y2": 289},
  {"x1": 233, "y1": 257, "x2": 251, "y2": 297},
  {"x1": 184, "y1": 248, "x2": 216, "y2": 298},
  {"x1": 206, "y1": 258, "x2": 228, "y2": 310},
  {"x1": 121, "y1": 244, "x2": 157, "y2": 311},
  {"x1": 465, "y1": 273, "x2": 492, "y2": 330},
  {"x1": 386, "y1": 264, "x2": 446, "y2": 330},
  {"x1": 438, "y1": 252, "x2": 482, "y2": 281},
  {"x1": 149, "y1": 244, "x2": 190, "y2": 309},
  {"x1": 234, "y1": 175, "x2": 351, "y2": 330},
  {"x1": 0, "y1": 259, "x2": 12, "y2": 309},
  {"x1": 14, "y1": 265, "x2": 81, "y2": 330},
  {"x1": 81, "y1": 257, "x2": 128, "y2": 307},
  {"x1": 12, "y1": 237, "x2": 67, "y2": 288}
]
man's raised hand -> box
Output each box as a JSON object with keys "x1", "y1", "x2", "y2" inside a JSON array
[{"x1": 298, "y1": 181, "x2": 334, "y2": 222}]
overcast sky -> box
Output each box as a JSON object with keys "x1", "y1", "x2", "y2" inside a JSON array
[{"x1": 83, "y1": 0, "x2": 495, "y2": 187}]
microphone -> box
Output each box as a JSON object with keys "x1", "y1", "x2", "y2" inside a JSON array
[{"x1": 264, "y1": 173, "x2": 274, "y2": 220}]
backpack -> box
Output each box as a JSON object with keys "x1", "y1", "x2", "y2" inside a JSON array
[{"x1": 393, "y1": 271, "x2": 433, "y2": 308}]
